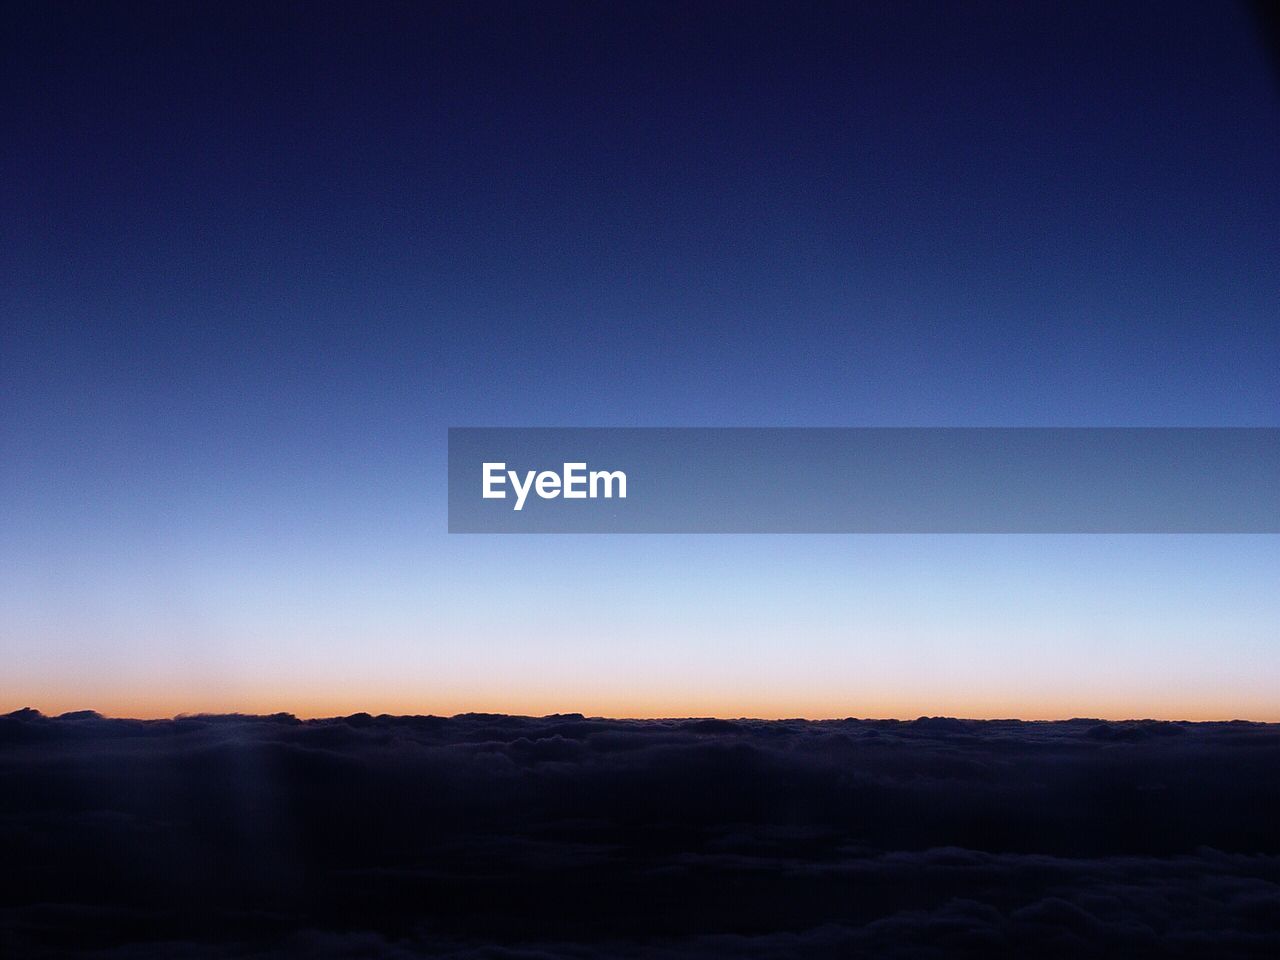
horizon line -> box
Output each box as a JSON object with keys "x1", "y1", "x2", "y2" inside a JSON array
[{"x1": 7, "y1": 706, "x2": 1277, "y2": 726}]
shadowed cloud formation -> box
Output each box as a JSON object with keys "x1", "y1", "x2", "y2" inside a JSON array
[{"x1": 1, "y1": 710, "x2": 1278, "y2": 957}]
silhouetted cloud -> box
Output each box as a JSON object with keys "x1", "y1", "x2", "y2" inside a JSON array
[{"x1": 1, "y1": 710, "x2": 1278, "y2": 957}]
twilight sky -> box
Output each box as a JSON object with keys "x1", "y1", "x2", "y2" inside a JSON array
[{"x1": 2, "y1": 1, "x2": 1277, "y2": 720}]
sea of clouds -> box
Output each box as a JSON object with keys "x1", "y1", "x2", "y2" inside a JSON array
[{"x1": 2, "y1": 709, "x2": 1278, "y2": 957}]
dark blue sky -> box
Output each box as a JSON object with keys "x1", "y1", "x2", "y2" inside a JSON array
[{"x1": 2, "y1": 2, "x2": 1277, "y2": 718}]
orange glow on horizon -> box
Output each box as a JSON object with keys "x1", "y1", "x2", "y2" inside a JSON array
[{"x1": 8, "y1": 687, "x2": 1278, "y2": 724}]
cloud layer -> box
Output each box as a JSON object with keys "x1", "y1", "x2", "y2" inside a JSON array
[{"x1": 2, "y1": 709, "x2": 1278, "y2": 957}]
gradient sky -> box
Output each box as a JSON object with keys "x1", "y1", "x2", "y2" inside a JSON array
[{"x1": 3, "y1": 1, "x2": 1278, "y2": 720}]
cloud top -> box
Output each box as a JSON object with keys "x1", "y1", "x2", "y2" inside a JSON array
[{"x1": 2, "y1": 710, "x2": 1278, "y2": 957}]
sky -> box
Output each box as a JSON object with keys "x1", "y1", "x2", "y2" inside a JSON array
[{"x1": 2, "y1": 1, "x2": 1278, "y2": 720}]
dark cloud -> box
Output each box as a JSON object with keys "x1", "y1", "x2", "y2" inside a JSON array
[{"x1": 1, "y1": 710, "x2": 1278, "y2": 957}]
